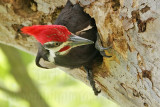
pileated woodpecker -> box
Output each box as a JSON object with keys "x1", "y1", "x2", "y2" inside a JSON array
[{"x1": 21, "y1": 0, "x2": 111, "y2": 95}]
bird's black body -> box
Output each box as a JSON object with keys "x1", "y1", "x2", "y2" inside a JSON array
[
  {"x1": 53, "y1": 1, "x2": 100, "y2": 68},
  {"x1": 36, "y1": 0, "x2": 106, "y2": 95},
  {"x1": 36, "y1": 0, "x2": 101, "y2": 69}
]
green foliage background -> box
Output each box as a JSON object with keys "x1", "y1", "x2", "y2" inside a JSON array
[{"x1": 0, "y1": 45, "x2": 119, "y2": 107}]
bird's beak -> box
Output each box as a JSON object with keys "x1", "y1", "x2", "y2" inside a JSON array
[{"x1": 68, "y1": 35, "x2": 94, "y2": 47}]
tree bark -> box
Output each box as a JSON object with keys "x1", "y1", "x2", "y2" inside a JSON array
[{"x1": 0, "y1": 0, "x2": 160, "y2": 106}]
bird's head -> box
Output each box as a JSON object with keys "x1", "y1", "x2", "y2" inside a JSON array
[{"x1": 21, "y1": 25, "x2": 94, "y2": 55}]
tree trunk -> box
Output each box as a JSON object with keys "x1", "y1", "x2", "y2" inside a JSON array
[{"x1": 0, "y1": 0, "x2": 160, "y2": 106}]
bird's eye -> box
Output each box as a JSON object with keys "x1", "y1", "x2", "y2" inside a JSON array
[
  {"x1": 54, "y1": 42, "x2": 61, "y2": 46},
  {"x1": 43, "y1": 42, "x2": 62, "y2": 49}
]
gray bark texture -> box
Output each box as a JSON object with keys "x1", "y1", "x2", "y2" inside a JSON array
[{"x1": 0, "y1": 0, "x2": 160, "y2": 107}]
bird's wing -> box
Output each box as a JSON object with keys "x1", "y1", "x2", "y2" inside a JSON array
[{"x1": 54, "y1": 0, "x2": 95, "y2": 34}]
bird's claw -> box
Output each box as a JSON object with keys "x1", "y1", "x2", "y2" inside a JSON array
[
  {"x1": 84, "y1": 67, "x2": 101, "y2": 96},
  {"x1": 95, "y1": 33, "x2": 112, "y2": 57},
  {"x1": 100, "y1": 51, "x2": 112, "y2": 58}
]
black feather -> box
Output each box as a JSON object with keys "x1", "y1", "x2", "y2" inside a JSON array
[{"x1": 53, "y1": 0, "x2": 101, "y2": 68}]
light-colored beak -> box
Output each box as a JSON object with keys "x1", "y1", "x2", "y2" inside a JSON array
[{"x1": 68, "y1": 35, "x2": 94, "y2": 47}]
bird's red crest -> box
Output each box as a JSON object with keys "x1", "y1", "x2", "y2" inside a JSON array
[{"x1": 21, "y1": 25, "x2": 71, "y2": 44}]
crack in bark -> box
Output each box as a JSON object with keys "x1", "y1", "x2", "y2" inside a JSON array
[
  {"x1": 140, "y1": 5, "x2": 150, "y2": 13},
  {"x1": 111, "y1": 0, "x2": 120, "y2": 11}
]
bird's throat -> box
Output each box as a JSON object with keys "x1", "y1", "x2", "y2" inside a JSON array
[
  {"x1": 48, "y1": 47, "x2": 71, "y2": 63},
  {"x1": 48, "y1": 50, "x2": 56, "y2": 63}
]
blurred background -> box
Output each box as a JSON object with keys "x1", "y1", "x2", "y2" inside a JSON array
[{"x1": 0, "y1": 44, "x2": 119, "y2": 107}]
